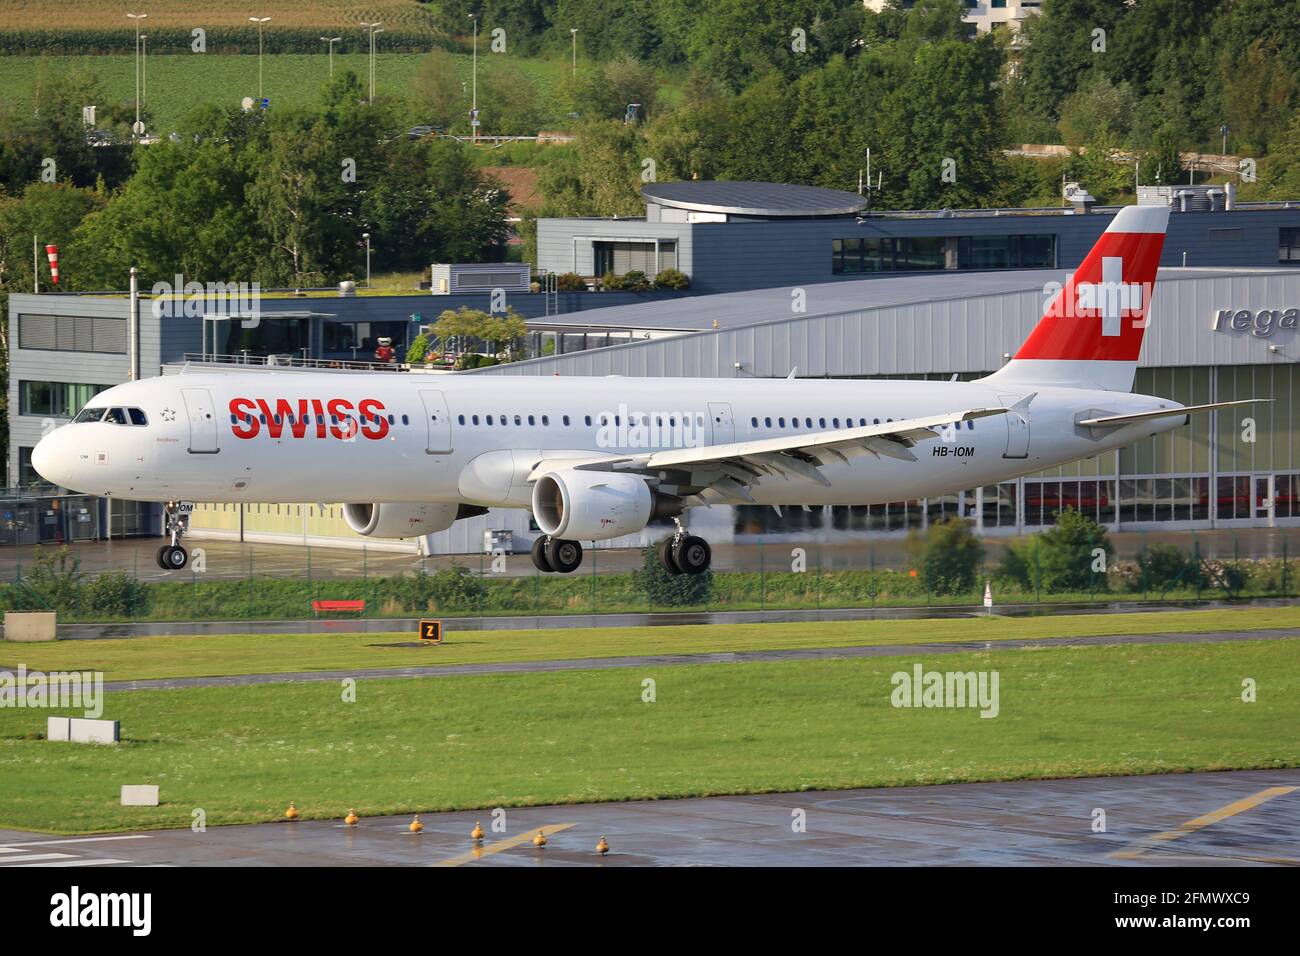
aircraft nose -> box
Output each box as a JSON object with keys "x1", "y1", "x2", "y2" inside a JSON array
[{"x1": 31, "y1": 430, "x2": 71, "y2": 488}]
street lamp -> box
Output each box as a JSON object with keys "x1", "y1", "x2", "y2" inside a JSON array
[
  {"x1": 140, "y1": 35, "x2": 147, "y2": 108},
  {"x1": 360, "y1": 21, "x2": 382, "y2": 103},
  {"x1": 126, "y1": 13, "x2": 147, "y2": 134},
  {"x1": 321, "y1": 36, "x2": 341, "y2": 77},
  {"x1": 362, "y1": 233, "x2": 371, "y2": 288},
  {"x1": 469, "y1": 13, "x2": 478, "y2": 141},
  {"x1": 570, "y1": 28, "x2": 578, "y2": 77},
  {"x1": 249, "y1": 17, "x2": 271, "y2": 100},
  {"x1": 372, "y1": 27, "x2": 384, "y2": 97}
]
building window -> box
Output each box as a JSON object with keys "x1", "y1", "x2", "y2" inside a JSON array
[
  {"x1": 956, "y1": 234, "x2": 1055, "y2": 269},
  {"x1": 832, "y1": 236, "x2": 945, "y2": 274},
  {"x1": 1281, "y1": 227, "x2": 1300, "y2": 263},
  {"x1": 19, "y1": 381, "x2": 110, "y2": 418},
  {"x1": 17, "y1": 314, "x2": 126, "y2": 354},
  {"x1": 323, "y1": 321, "x2": 410, "y2": 353},
  {"x1": 593, "y1": 240, "x2": 677, "y2": 276}
]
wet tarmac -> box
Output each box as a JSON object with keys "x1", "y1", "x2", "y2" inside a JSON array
[
  {"x1": 35, "y1": 598, "x2": 1298, "y2": 641},
  {"x1": 1, "y1": 769, "x2": 1294, "y2": 866},
  {"x1": 78, "y1": 627, "x2": 1300, "y2": 693}
]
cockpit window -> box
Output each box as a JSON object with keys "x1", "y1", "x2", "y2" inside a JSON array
[
  {"x1": 103, "y1": 408, "x2": 128, "y2": 425},
  {"x1": 128, "y1": 408, "x2": 148, "y2": 426},
  {"x1": 72, "y1": 406, "x2": 105, "y2": 423}
]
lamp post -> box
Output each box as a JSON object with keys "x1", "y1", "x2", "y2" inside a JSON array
[
  {"x1": 321, "y1": 36, "x2": 341, "y2": 77},
  {"x1": 571, "y1": 28, "x2": 578, "y2": 77},
  {"x1": 249, "y1": 17, "x2": 271, "y2": 100},
  {"x1": 469, "y1": 13, "x2": 478, "y2": 142},
  {"x1": 140, "y1": 35, "x2": 147, "y2": 108},
  {"x1": 360, "y1": 21, "x2": 381, "y2": 103},
  {"x1": 363, "y1": 232, "x2": 371, "y2": 288},
  {"x1": 372, "y1": 27, "x2": 384, "y2": 97},
  {"x1": 127, "y1": 13, "x2": 147, "y2": 133}
]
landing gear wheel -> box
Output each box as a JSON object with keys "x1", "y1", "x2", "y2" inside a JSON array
[
  {"x1": 672, "y1": 535, "x2": 711, "y2": 575},
  {"x1": 160, "y1": 545, "x2": 189, "y2": 571},
  {"x1": 656, "y1": 537, "x2": 682, "y2": 574},
  {"x1": 156, "y1": 545, "x2": 172, "y2": 570},
  {"x1": 530, "y1": 536, "x2": 554, "y2": 572},
  {"x1": 544, "y1": 538, "x2": 583, "y2": 574}
]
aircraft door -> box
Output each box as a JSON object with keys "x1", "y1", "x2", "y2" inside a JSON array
[
  {"x1": 999, "y1": 394, "x2": 1029, "y2": 460},
  {"x1": 419, "y1": 390, "x2": 453, "y2": 454},
  {"x1": 181, "y1": 388, "x2": 219, "y2": 454},
  {"x1": 708, "y1": 402, "x2": 735, "y2": 445}
]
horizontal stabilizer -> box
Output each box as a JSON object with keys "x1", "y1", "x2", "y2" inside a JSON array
[{"x1": 1077, "y1": 399, "x2": 1269, "y2": 428}]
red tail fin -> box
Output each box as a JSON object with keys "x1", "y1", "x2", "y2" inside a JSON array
[{"x1": 986, "y1": 205, "x2": 1169, "y2": 391}]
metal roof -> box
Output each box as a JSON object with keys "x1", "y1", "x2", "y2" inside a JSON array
[
  {"x1": 641, "y1": 181, "x2": 866, "y2": 218},
  {"x1": 530, "y1": 267, "x2": 1291, "y2": 334}
]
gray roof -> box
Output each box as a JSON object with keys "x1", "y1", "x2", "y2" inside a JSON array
[
  {"x1": 641, "y1": 180, "x2": 866, "y2": 218},
  {"x1": 532, "y1": 267, "x2": 1291, "y2": 334}
]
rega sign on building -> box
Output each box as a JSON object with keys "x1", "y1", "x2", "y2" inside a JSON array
[{"x1": 1212, "y1": 308, "x2": 1300, "y2": 337}]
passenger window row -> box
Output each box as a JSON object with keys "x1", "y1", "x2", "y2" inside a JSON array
[{"x1": 747, "y1": 415, "x2": 976, "y2": 432}]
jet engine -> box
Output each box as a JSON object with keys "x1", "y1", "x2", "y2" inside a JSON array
[
  {"x1": 531, "y1": 470, "x2": 681, "y2": 541},
  {"x1": 342, "y1": 502, "x2": 462, "y2": 539}
]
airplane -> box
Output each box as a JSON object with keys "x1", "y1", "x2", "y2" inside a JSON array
[{"x1": 31, "y1": 204, "x2": 1263, "y2": 574}]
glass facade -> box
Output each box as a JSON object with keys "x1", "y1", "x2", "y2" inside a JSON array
[
  {"x1": 323, "y1": 321, "x2": 411, "y2": 355},
  {"x1": 19, "y1": 381, "x2": 110, "y2": 418},
  {"x1": 832, "y1": 236, "x2": 945, "y2": 274},
  {"x1": 956, "y1": 234, "x2": 1055, "y2": 269},
  {"x1": 736, "y1": 363, "x2": 1300, "y2": 536},
  {"x1": 831, "y1": 234, "x2": 1055, "y2": 274}
]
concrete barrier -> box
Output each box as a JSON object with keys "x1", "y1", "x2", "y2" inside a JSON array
[
  {"x1": 120, "y1": 785, "x2": 159, "y2": 807},
  {"x1": 3, "y1": 612, "x2": 57, "y2": 642},
  {"x1": 47, "y1": 716, "x2": 70, "y2": 741},
  {"x1": 69, "y1": 718, "x2": 119, "y2": 744}
]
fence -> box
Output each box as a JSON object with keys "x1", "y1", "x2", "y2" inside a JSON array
[{"x1": 2, "y1": 527, "x2": 1296, "y2": 625}]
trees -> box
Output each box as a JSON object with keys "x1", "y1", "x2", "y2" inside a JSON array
[
  {"x1": 433, "y1": 306, "x2": 527, "y2": 360},
  {"x1": 880, "y1": 37, "x2": 1003, "y2": 210},
  {"x1": 906, "y1": 517, "x2": 983, "y2": 596},
  {"x1": 410, "y1": 48, "x2": 466, "y2": 131}
]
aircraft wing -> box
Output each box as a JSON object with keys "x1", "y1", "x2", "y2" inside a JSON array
[{"x1": 528, "y1": 404, "x2": 1013, "y2": 502}]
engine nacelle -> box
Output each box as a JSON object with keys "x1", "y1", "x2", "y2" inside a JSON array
[
  {"x1": 343, "y1": 502, "x2": 460, "y2": 539},
  {"x1": 532, "y1": 470, "x2": 679, "y2": 541}
]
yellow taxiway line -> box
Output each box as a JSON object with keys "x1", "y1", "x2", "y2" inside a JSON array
[
  {"x1": 1110, "y1": 785, "x2": 1297, "y2": 860},
  {"x1": 432, "y1": 824, "x2": 577, "y2": 867}
]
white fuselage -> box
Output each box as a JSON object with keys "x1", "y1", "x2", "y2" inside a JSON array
[{"x1": 32, "y1": 369, "x2": 1183, "y2": 508}]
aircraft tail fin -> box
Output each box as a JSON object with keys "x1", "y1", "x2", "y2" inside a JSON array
[{"x1": 982, "y1": 204, "x2": 1170, "y2": 392}]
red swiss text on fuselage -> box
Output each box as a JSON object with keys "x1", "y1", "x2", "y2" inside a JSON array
[{"x1": 228, "y1": 397, "x2": 390, "y2": 440}]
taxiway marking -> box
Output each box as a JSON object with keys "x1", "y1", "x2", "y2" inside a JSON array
[
  {"x1": 1110, "y1": 785, "x2": 1298, "y2": 860},
  {"x1": 432, "y1": 824, "x2": 577, "y2": 867}
]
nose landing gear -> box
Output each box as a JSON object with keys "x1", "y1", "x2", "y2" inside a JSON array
[
  {"x1": 656, "y1": 519, "x2": 712, "y2": 575},
  {"x1": 156, "y1": 501, "x2": 191, "y2": 571}
]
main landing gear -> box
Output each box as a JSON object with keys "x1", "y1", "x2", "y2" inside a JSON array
[
  {"x1": 531, "y1": 536, "x2": 583, "y2": 574},
  {"x1": 156, "y1": 501, "x2": 190, "y2": 571},
  {"x1": 529, "y1": 522, "x2": 713, "y2": 576},
  {"x1": 656, "y1": 519, "x2": 712, "y2": 576}
]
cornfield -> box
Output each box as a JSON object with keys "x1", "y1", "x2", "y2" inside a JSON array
[
  {"x1": 0, "y1": 2, "x2": 450, "y2": 54},
  {"x1": 0, "y1": 2, "x2": 437, "y2": 31}
]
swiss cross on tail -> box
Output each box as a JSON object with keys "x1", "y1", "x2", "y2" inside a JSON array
[
  {"x1": 1077, "y1": 257, "x2": 1144, "y2": 337},
  {"x1": 1012, "y1": 205, "x2": 1169, "y2": 365}
]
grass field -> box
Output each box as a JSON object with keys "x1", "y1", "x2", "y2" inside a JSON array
[
  {"x1": 0, "y1": 2, "x2": 438, "y2": 31},
  {"x1": 3, "y1": 607, "x2": 1296, "y2": 682},
  {"x1": 0, "y1": 52, "x2": 575, "y2": 133},
  {"x1": 1, "y1": 638, "x2": 1296, "y2": 832}
]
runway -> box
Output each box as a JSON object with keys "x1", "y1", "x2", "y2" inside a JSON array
[
  {"x1": 0, "y1": 769, "x2": 1294, "y2": 866},
  {"x1": 92, "y1": 626, "x2": 1300, "y2": 692}
]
